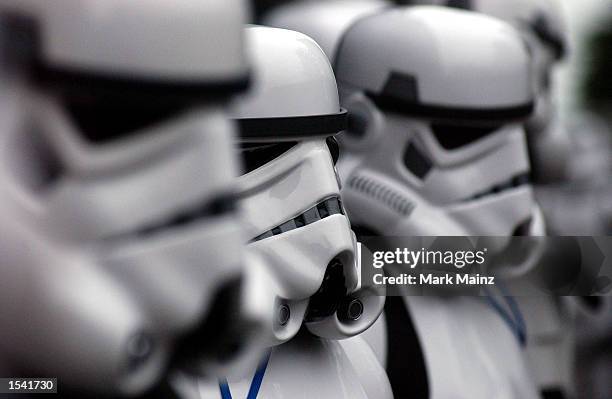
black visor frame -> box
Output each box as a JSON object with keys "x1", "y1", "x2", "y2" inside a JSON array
[
  {"x1": 236, "y1": 109, "x2": 348, "y2": 141},
  {"x1": 0, "y1": 11, "x2": 250, "y2": 103}
]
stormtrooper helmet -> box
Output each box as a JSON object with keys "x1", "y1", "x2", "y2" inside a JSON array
[
  {"x1": 0, "y1": 0, "x2": 269, "y2": 395},
  {"x1": 431, "y1": 0, "x2": 568, "y2": 117},
  {"x1": 264, "y1": 0, "x2": 392, "y2": 61},
  {"x1": 270, "y1": 5, "x2": 542, "y2": 238},
  {"x1": 232, "y1": 26, "x2": 384, "y2": 345},
  {"x1": 422, "y1": 0, "x2": 570, "y2": 180}
]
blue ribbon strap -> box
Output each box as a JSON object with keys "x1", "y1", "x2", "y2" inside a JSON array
[{"x1": 219, "y1": 351, "x2": 272, "y2": 399}]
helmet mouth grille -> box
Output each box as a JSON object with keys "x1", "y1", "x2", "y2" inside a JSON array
[{"x1": 251, "y1": 197, "x2": 345, "y2": 242}]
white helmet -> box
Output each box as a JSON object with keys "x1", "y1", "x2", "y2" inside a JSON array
[
  {"x1": 420, "y1": 0, "x2": 570, "y2": 180},
  {"x1": 232, "y1": 26, "x2": 384, "y2": 346},
  {"x1": 0, "y1": 0, "x2": 269, "y2": 396},
  {"x1": 432, "y1": 0, "x2": 567, "y2": 75},
  {"x1": 264, "y1": 0, "x2": 392, "y2": 61},
  {"x1": 0, "y1": 0, "x2": 249, "y2": 87},
  {"x1": 270, "y1": 5, "x2": 541, "y2": 238}
]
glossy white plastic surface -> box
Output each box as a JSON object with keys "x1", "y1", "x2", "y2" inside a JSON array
[
  {"x1": 404, "y1": 295, "x2": 540, "y2": 399},
  {"x1": 232, "y1": 26, "x2": 341, "y2": 120},
  {"x1": 234, "y1": 27, "x2": 384, "y2": 346},
  {"x1": 335, "y1": 6, "x2": 533, "y2": 109},
  {"x1": 264, "y1": 0, "x2": 391, "y2": 60},
  {"x1": 0, "y1": 0, "x2": 249, "y2": 81}
]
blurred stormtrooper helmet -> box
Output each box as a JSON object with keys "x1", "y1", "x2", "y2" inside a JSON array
[
  {"x1": 422, "y1": 0, "x2": 571, "y2": 180},
  {"x1": 0, "y1": 0, "x2": 269, "y2": 395},
  {"x1": 430, "y1": 0, "x2": 567, "y2": 108},
  {"x1": 231, "y1": 26, "x2": 384, "y2": 345},
  {"x1": 270, "y1": 6, "x2": 543, "y2": 239},
  {"x1": 264, "y1": 0, "x2": 392, "y2": 61}
]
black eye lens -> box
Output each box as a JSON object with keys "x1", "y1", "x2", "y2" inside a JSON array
[
  {"x1": 237, "y1": 141, "x2": 297, "y2": 174},
  {"x1": 326, "y1": 136, "x2": 340, "y2": 165},
  {"x1": 430, "y1": 123, "x2": 501, "y2": 150},
  {"x1": 64, "y1": 95, "x2": 184, "y2": 144}
]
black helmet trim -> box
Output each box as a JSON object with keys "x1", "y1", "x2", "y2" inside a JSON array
[
  {"x1": 366, "y1": 74, "x2": 534, "y2": 123},
  {"x1": 35, "y1": 64, "x2": 251, "y2": 103},
  {"x1": 0, "y1": 11, "x2": 250, "y2": 101},
  {"x1": 236, "y1": 109, "x2": 348, "y2": 140},
  {"x1": 363, "y1": 71, "x2": 534, "y2": 123},
  {"x1": 368, "y1": 91, "x2": 535, "y2": 123},
  {"x1": 367, "y1": 91, "x2": 534, "y2": 123}
]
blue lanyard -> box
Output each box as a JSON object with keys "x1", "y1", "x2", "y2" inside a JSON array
[
  {"x1": 482, "y1": 283, "x2": 527, "y2": 346},
  {"x1": 219, "y1": 351, "x2": 271, "y2": 399}
]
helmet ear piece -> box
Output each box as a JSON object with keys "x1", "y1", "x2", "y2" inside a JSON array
[{"x1": 341, "y1": 92, "x2": 384, "y2": 151}]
